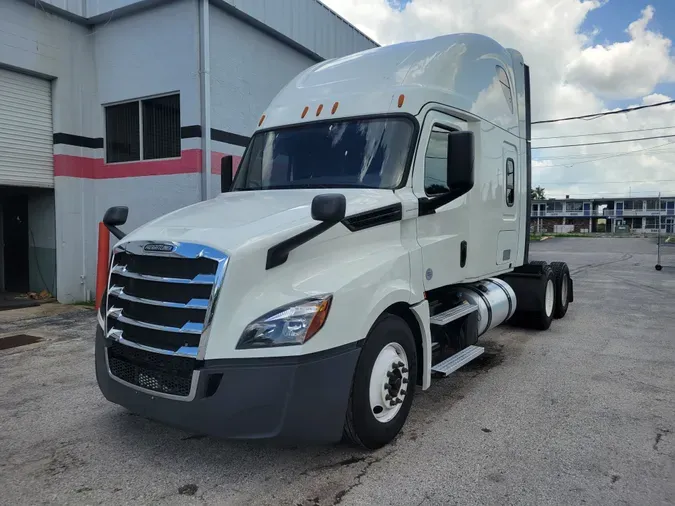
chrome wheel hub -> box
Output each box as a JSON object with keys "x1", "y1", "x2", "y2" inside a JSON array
[{"x1": 369, "y1": 342, "x2": 409, "y2": 423}]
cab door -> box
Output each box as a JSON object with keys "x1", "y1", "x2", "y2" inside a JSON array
[
  {"x1": 410, "y1": 110, "x2": 469, "y2": 291},
  {"x1": 497, "y1": 142, "x2": 519, "y2": 266}
]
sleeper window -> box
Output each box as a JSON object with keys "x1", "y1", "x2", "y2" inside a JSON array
[{"x1": 505, "y1": 158, "x2": 515, "y2": 206}]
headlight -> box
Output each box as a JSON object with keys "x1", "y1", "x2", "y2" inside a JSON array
[{"x1": 236, "y1": 294, "x2": 333, "y2": 349}]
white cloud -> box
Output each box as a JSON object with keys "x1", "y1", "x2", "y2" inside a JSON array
[
  {"x1": 566, "y1": 6, "x2": 675, "y2": 99},
  {"x1": 320, "y1": 0, "x2": 675, "y2": 199}
]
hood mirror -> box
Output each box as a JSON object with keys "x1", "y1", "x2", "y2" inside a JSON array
[{"x1": 311, "y1": 194, "x2": 346, "y2": 223}]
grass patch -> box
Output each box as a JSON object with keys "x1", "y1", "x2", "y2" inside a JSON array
[
  {"x1": 530, "y1": 233, "x2": 595, "y2": 241},
  {"x1": 547, "y1": 233, "x2": 595, "y2": 238},
  {"x1": 70, "y1": 300, "x2": 96, "y2": 308}
]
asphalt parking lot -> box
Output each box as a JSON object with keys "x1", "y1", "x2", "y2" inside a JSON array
[{"x1": 1, "y1": 238, "x2": 674, "y2": 506}]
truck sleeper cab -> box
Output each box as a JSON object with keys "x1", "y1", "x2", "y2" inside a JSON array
[{"x1": 95, "y1": 33, "x2": 574, "y2": 449}]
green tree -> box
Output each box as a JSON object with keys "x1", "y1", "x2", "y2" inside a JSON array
[{"x1": 531, "y1": 186, "x2": 546, "y2": 200}]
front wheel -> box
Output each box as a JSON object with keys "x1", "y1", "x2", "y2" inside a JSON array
[{"x1": 343, "y1": 314, "x2": 417, "y2": 450}]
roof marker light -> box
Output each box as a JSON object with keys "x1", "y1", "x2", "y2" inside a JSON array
[
  {"x1": 258, "y1": 114, "x2": 266, "y2": 127},
  {"x1": 316, "y1": 104, "x2": 324, "y2": 116},
  {"x1": 331, "y1": 102, "x2": 339, "y2": 114},
  {"x1": 398, "y1": 94, "x2": 405, "y2": 108},
  {"x1": 301, "y1": 106, "x2": 309, "y2": 118}
]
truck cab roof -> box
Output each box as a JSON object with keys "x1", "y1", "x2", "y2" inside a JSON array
[{"x1": 259, "y1": 33, "x2": 524, "y2": 134}]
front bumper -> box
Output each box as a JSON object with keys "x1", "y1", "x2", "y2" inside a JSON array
[{"x1": 95, "y1": 327, "x2": 361, "y2": 443}]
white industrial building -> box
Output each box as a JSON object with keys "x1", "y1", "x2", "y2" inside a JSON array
[{"x1": 0, "y1": 0, "x2": 377, "y2": 304}]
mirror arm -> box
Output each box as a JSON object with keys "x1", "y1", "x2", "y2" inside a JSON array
[
  {"x1": 266, "y1": 221, "x2": 336, "y2": 270},
  {"x1": 418, "y1": 184, "x2": 473, "y2": 216},
  {"x1": 105, "y1": 224, "x2": 126, "y2": 240}
]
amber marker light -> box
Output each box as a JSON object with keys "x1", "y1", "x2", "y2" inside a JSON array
[
  {"x1": 301, "y1": 106, "x2": 309, "y2": 118},
  {"x1": 304, "y1": 296, "x2": 332, "y2": 343}
]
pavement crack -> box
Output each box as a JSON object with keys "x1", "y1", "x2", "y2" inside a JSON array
[
  {"x1": 570, "y1": 253, "x2": 633, "y2": 276},
  {"x1": 332, "y1": 451, "x2": 391, "y2": 505},
  {"x1": 653, "y1": 428, "x2": 670, "y2": 451}
]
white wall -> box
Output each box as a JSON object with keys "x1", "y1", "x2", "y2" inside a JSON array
[
  {"x1": 4, "y1": 0, "x2": 377, "y2": 302},
  {"x1": 208, "y1": 4, "x2": 319, "y2": 198},
  {"x1": 31, "y1": 0, "x2": 378, "y2": 59}
]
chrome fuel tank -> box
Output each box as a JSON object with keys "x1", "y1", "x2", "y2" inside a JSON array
[{"x1": 451, "y1": 278, "x2": 517, "y2": 336}]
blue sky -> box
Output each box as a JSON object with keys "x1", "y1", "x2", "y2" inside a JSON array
[
  {"x1": 582, "y1": 0, "x2": 675, "y2": 107},
  {"x1": 325, "y1": 0, "x2": 675, "y2": 197}
]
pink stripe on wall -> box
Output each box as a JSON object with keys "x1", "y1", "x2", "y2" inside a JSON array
[
  {"x1": 211, "y1": 152, "x2": 242, "y2": 175},
  {"x1": 54, "y1": 149, "x2": 241, "y2": 179}
]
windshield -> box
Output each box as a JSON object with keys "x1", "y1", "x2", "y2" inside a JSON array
[{"x1": 231, "y1": 116, "x2": 415, "y2": 191}]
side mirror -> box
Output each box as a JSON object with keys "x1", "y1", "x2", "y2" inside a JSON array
[
  {"x1": 418, "y1": 130, "x2": 475, "y2": 216},
  {"x1": 103, "y1": 206, "x2": 128, "y2": 240},
  {"x1": 221, "y1": 155, "x2": 233, "y2": 192},
  {"x1": 446, "y1": 130, "x2": 474, "y2": 193},
  {"x1": 311, "y1": 194, "x2": 346, "y2": 223},
  {"x1": 103, "y1": 206, "x2": 128, "y2": 227}
]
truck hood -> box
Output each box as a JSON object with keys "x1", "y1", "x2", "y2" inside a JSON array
[{"x1": 120, "y1": 188, "x2": 402, "y2": 253}]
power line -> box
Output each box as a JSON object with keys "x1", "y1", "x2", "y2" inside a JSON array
[
  {"x1": 533, "y1": 134, "x2": 675, "y2": 150},
  {"x1": 533, "y1": 141, "x2": 675, "y2": 168},
  {"x1": 532, "y1": 99, "x2": 675, "y2": 125},
  {"x1": 532, "y1": 125, "x2": 675, "y2": 140},
  {"x1": 537, "y1": 179, "x2": 675, "y2": 185},
  {"x1": 534, "y1": 148, "x2": 675, "y2": 160}
]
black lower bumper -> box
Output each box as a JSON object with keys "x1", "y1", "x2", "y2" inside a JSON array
[{"x1": 95, "y1": 327, "x2": 361, "y2": 443}]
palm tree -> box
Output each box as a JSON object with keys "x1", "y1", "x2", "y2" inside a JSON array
[{"x1": 531, "y1": 186, "x2": 546, "y2": 200}]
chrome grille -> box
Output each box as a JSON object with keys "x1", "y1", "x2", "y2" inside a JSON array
[{"x1": 104, "y1": 240, "x2": 229, "y2": 398}]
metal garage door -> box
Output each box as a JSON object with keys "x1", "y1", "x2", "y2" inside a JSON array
[{"x1": 0, "y1": 69, "x2": 53, "y2": 188}]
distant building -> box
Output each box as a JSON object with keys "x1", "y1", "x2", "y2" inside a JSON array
[{"x1": 531, "y1": 196, "x2": 675, "y2": 234}]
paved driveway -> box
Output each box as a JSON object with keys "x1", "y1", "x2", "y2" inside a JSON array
[{"x1": 1, "y1": 238, "x2": 673, "y2": 505}]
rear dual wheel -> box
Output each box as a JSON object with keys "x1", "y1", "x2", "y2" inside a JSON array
[
  {"x1": 530, "y1": 260, "x2": 572, "y2": 330},
  {"x1": 550, "y1": 261, "x2": 571, "y2": 319},
  {"x1": 530, "y1": 264, "x2": 556, "y2": 330}
]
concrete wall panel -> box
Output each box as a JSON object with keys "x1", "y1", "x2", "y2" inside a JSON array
[{"x1": 209, "y1": 6, "x2": 314, "y2": 137}]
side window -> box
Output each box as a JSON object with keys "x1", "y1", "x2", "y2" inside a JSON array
[
  {"x1": 424, "y1": 126, "x2": 452, "y2": 195},
  {"x1": 505, "y1": 158, "x2": 515, "y2": 207},
  {"x1": 496, "y1": 66, "x2": 514, "y2": 114}
]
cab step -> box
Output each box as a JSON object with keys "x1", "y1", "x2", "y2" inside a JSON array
[
  {"x1": 430, "y1": 302, "x2": 478, "y2": 326},
  {"x1": 431, "y1": 345, "x2": 484, "y2": 377}
]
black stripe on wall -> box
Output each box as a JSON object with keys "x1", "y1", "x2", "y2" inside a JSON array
[
  {"x1": 53, "y1": 133, "x2": 104, "y2": 149},
  {"x1": 54, "y1": 126, "x2": 251, "y2": 149},
  {"x1": 181, "y1": 125, "x2": 202, "y2": 139},
  {"x1": 211, "y1": 128, "x2": 250, "y2": 147},
  {"x1": 181, "y1": 125, "x2": 250, "y2": 147}
]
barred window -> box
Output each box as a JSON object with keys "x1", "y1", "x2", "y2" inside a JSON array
[{"x1": 105, "y1": 94, "x2": 180, "y2": 163}]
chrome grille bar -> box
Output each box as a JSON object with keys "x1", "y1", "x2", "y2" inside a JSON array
[
  {"x1": 107, "y1": 328, "x2": 199, "y2": 358},
  {"x1": 108, "y1": 285, "x2": 209, "y2": 309},
  {"x1": 107, "y1": 307, "x2": 204, "y2": 334},
  {"x1": 111, "y1": 264, "x2": 215, "y2": 285}
]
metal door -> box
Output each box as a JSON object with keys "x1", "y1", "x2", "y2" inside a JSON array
[{"x1": 0, "y1": 69, "x2": 53, "y2": 188}]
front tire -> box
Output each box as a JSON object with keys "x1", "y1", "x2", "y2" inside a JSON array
[{"x1": 343, "y1": 314, "x2": 417, "y2": 450}]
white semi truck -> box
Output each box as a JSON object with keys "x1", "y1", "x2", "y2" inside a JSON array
[{"x1": 95, "y1": 33, "x2": 574, "y2": 449}]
